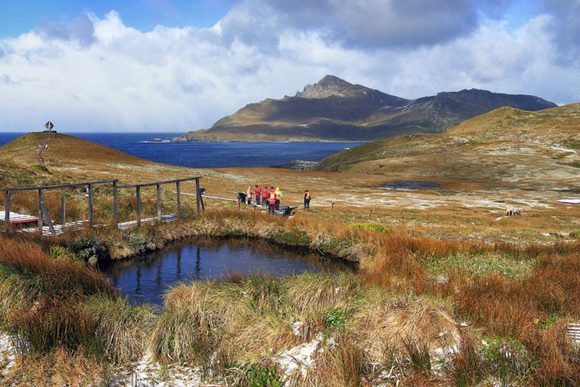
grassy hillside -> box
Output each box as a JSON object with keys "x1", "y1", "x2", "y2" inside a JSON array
[
  {"x1": 0, "y1": 132, "x2": 197, "y2": 188},
  {"x1": 317, "y1": 103, "x2": 580, "y2": 191}
]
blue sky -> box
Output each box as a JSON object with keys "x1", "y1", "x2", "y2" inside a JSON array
[
  {"x1": 0, "y1": 0, "x2": 547, "y2": 38},
  {"x1": 0, "y1": 0, "x2": 236, "y2": 37},
  {"x1": 0, "y1": 0, "x2": 578, "y2": 132}
]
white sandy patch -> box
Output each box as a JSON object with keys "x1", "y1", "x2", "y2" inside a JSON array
[
  {"x1": 558, "y1": 198, "x2": 580, "y2": 204},
  {"x1": 0, "y1": 333, "x2": 17, "y2": 378},
  {"x1": 277, "y1": 332, "x2": 337, "y2": 380},
  {"x1": 110, "y1": 354, "x2": 202, "y2": 387}
]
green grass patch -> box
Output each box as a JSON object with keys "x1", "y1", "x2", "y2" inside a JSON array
[
  {"x1": 349, "y1": 222, "x2": 389, "y2": 234},
  {"x1": 426, "y1": 253, "x2": 535, "y2": 279},
  {"x1": 323, "y1": 307, "x2": 348, "y2": 330},
  {"x1": 562, "y1": 139, "x2": 580, "y2": 150},
  {"x1": 239, "y1": 363, "x2": 283, "y2": 387},
  {"x1": 274, "y1": 229, "x2": 310, "y2": 246}
]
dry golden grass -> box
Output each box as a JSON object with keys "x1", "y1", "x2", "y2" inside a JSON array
[{"x1": 2, "y1": 348, "x2": 110, "y2": 386}]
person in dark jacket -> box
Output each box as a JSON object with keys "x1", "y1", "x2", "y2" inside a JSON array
[{"x1": 304, "y1": 190, "x2": 311, "y2": 209}]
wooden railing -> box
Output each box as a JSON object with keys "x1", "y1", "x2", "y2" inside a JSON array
[{"x1": 2, "y1": 176, "x2": 203, "y2": 235}]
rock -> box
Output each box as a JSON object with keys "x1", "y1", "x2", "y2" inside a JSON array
[{"x1": 271, "y1": 160, "x2": 318, "y2": 170}]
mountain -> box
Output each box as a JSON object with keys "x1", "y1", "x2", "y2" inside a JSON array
[
  {"x1": 316, "y1": 103, "x2": 580, "y2": 191},
  {"x1": 178, "y1": 75, "x2": 557, "y2": 142}
]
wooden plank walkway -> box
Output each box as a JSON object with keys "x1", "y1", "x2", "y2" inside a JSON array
[
  {"x1": 2, "y1": 176, "x2": 204, "y2": 236},
  {"x1": 567, "y1": 323, "x2": 580, "y2": 344},
  {"x1": 21, "y1": 214, "x2": 179, "y2": 236},
  {"x1": 0, "y1": 211, "x2": 39, "y2": 225}
]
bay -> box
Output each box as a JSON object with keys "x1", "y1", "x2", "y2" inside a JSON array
[{"x1": 0, "y1": 132, "x2": 362, "y2": 168}]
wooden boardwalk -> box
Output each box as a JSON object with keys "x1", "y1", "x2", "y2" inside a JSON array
[
  {"x1": 18, "y1": 214, "x2": 179, "y2": 236},
  {"x1": 2, "y1": 177, "x2": 203, "y2": 236}
]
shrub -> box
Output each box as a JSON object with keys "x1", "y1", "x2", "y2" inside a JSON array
[
  {"x1": 69, "y1": 237, "x2": 109, "y2": 265},
  {"x1": 323, "y1": 307, "x2": 348, "y2": 330},
  {"x1": 481, "y1": 336, "x2": 531, "y2": 383},
  {"x1": 241, "y1": 363, "x2": 283, "y2": 387},
  {"x1": 123, "y1": 232, "x2": 149, "y2": 252},
  {"x1": 47, "y1": 245, "x2": 79, "y2": 262}
]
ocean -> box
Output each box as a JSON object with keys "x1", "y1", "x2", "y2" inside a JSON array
[{"x1": 0, "y1": 132, "x2": 363, "y2": 168}]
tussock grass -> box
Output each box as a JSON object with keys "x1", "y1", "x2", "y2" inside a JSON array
[
  {"x1": 0, "y1": 234, "x2": 150, "y2": 371},
  {"x1": 2, "y1": 348, "x2": 110, "y2": 386},
  {"x1": 86, "y1": 296, "x2": 154, "y2": 363},
  {"x1": 0, "y1": 211, "x2": 578, "y2": 384},
  {"x1": 302, "y1": 335, "x2": 368, "y2": 387},
  {"x1": 151, "y1": 271, "x2": 460, "y2": 384}
]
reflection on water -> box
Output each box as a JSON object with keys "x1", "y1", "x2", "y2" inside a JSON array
[{"x1": 102, "y1": 238, "x2": 351, "y2": 305}]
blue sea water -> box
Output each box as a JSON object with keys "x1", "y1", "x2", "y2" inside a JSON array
[{"x1": 0, "y1": 132, "x2": 362, "y2": 168}]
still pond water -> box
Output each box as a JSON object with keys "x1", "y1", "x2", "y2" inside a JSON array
[{"x1": 102, "y1": 238, "x2": 350, "y2": 305}]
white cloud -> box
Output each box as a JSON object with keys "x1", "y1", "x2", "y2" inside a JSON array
[{"x1": 0, "y1": 3, "x2": 578, "y2": 132}]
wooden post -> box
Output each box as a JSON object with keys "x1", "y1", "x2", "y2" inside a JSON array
[
  {"x1": 156, "y1": 184, "x2": 162, "y2": 221},
  {"x1": 41, "y1": 202, "x2": 56, "y2": 235},
  {"x1": 136, "y1": 186, "x2": 141, "y2": 227},
  {"x1": 38, "y1": 189, "x2": 44, "y2": 233},
  {"x1": 176, "y1": 181, "x2": 181, "y2": 216},
  {"x1": 60, "y1": 191, "x2": 66, "y2": 226},
  {"x1": 112, "y1": 180, "x2": 118, "y2": 227},
  {"x1": 4, "y1": 191, "x2": 11, "y2": 233},
  {"x1": 88, "y1": 184, "x2": 94, "y2": 227},
  {"x1": 195, "y1": 178, "x2": 201, "y2": 215}
]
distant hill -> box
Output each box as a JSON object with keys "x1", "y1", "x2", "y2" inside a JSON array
[
  {"x1": 178, "y1": 75, "x2": 557, "y2": 142},
  {"x1": 316, "y1": 103, "x2": 580, "y2": 191},
  {"x1": 0, "y1": 132, "x2": 159, "y2": 187}
]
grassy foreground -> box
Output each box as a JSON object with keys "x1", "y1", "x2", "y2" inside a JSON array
[{"x1": 0, "y1": 211, "x2": 578, "y2": 385}]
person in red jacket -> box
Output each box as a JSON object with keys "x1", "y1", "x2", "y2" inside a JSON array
[
  {"x1": 254, "y1": 185, "x2": 261, "y2": 205},
  {"x1": 261, "y1": 186, "x2": 269, "y2": 207}
]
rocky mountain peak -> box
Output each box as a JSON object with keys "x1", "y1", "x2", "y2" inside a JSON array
[{"x1": 296, "y1": 75, "x2": 367, "y2": 99}]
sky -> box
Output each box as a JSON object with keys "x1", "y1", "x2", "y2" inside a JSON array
[{"x1": 0, "y1": 0, "x2": 579, "y2": 132}]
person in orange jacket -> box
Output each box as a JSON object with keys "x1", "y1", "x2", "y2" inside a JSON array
[{"x1": 268, "y1": 188, "x2": 276, "y2": 214}]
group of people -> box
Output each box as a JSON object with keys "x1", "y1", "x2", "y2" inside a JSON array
[{"x1": 245, "y1": 185, "x2": 312, "y2": 214}]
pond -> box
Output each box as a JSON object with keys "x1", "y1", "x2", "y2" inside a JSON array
[
  {"x1": 101, "y1": 238, "x2": 351, "y2": 305},
  {"x1": 382, "y1": 181, "x2": 442, "y2": 191}
]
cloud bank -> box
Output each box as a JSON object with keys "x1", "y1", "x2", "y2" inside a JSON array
[{"x1": 0, "y1": 0, "x2": 578, "y2": 132}]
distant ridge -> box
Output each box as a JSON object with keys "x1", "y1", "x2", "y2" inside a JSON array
[
  {"x1": 316, "y1": 103, "x2": 580, "y2": 191},
  {"x1": 178, "y1": 75, "x2": 557, "y2": 142}
]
